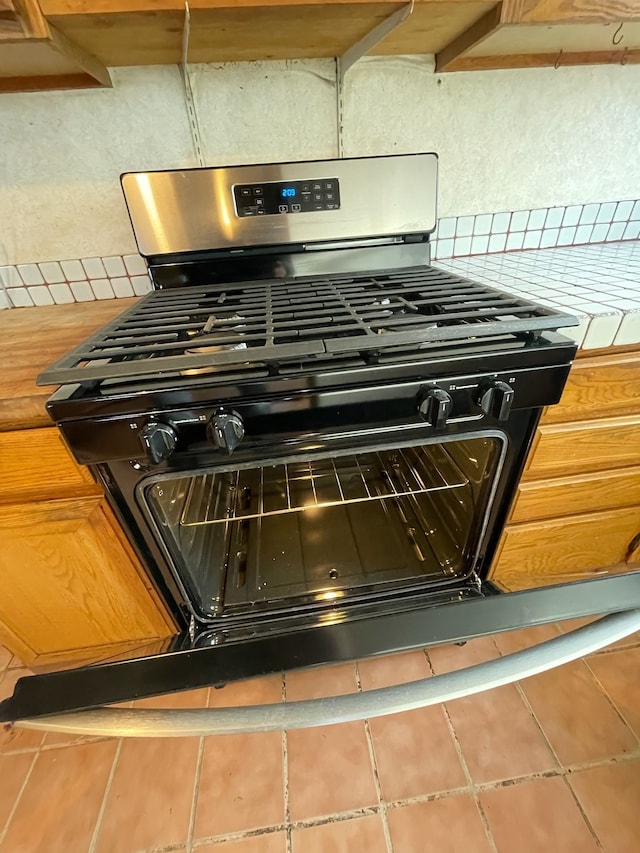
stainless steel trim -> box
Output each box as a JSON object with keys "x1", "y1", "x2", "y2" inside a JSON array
[
  {"x1": 121, "y1": 154, "x2": 438, "y2": 257},
  {"x1": 17, "y1": 610, "x2": 640, "y2": 737}
]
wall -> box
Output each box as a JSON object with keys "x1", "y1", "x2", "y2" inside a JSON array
[{"x1": 1, "y1": 57, "x2": 639, "y2": 268}]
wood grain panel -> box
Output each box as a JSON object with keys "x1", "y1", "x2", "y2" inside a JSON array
[
  {"x1": 489, "y1": 505, "x2": 640, "y2": 591},
  {"x1": 502, "y1": 0, "x2": 640, "y2": 25},
  {"x1": 522, "y1": 414, "x2": 640, "y2": 480},
  {"x1": 0, "y1": 496, "x2": 174, "y2": 655},
  {"x1": 0, "y1": 428, "x2": 100, "y2": 503},
  {"x1": 511, "y1": 467, "x2": 640, "y2": 523},
  {"x1": 542, "y1": 350, "x2": 640, "y2": 423}
]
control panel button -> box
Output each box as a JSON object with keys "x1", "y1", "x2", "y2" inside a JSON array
[
  {"x1": 417, "y1": 387, "x2": 453, "y2": 430},
  {"x1": 324, "y1": 181, "x2": 335, "y2": 190},
  {"x1": 292, "y1": 203, "x2": 302, "y2": 212},
  {"x1": 312, "y1": 182, "x2": 322, "y2": 191},
  {"x1": 240, "y1": 188, "x2": 251, "y2": 196},
  {"x1": 476, "y1": 379, "x2": 514, "y2": 422},
  {"x1": 255, "y1": 198, "x2": 264, "y2": 206},
  {"x1": 313, "y1": 192, "x2": 323, "y2": 201},
  {"x1": 253, "y1": 187, "x2": 263, "y2": 195},
  {"x1": 278, "y1": 204, "x2": 289, "y2": 213}
]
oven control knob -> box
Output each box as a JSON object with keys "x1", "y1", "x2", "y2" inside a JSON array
[
  {"x1": 208, "y1": 410, "x2": 245, "y2": 454},
  {"x1": 140, "y1": 422, "x2": 177, "y2": 465},
  {"x1": 476, "y1": 379, "x2": 514, "y2": 422},
  {"x1": 417, "y1": 387, "x2": 453, "y2": 429}
]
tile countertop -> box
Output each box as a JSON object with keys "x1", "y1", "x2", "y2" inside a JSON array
[{"x1": 438, "y1": 241, "x2": 640, "y2": 350}]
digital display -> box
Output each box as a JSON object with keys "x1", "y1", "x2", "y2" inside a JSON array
[
  {"x1": 281, "y1": 187, "x2": 296, "y2": 198},
  {"x1": 234, "y1": 179, "x2": 340, "y2": 217}
]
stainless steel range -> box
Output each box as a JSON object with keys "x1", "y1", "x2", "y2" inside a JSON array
[{"x1": 4, "y1": 153, "x2": 640, "y2": 731}]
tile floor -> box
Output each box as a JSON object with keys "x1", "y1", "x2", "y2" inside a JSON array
[{"x1": 0, "y1": 622, "x2": 639, "y2": 852}]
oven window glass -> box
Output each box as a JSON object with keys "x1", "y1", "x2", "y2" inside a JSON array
[{"x1": 143, "y1": 437, "x2": 503, "y2": 619}]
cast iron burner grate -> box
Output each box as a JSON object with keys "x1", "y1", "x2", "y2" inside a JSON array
[{"x1": 37, "y1": 266, "x2": 578, "y2": 387}]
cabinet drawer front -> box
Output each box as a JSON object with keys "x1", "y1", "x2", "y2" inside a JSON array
[
  {"x1": 0, "y1": 428, "x2": 99, "y2": 503},
  {"x1": 490, "y1": 506, "x2": 640, "y2": 591},
  {"x1": 543, "y1": 350, "x2": 640, "y2": 424},
  {"x1": 523, "y1": 415, "x2": 640, "y2": 480},
  {"x1": 511, "y1": 467, "x2": 640, "y2": 523}
]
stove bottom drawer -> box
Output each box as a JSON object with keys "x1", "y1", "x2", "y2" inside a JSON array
[{"x1": 489, "y1": 505, "x2": 640, "y2": 592}]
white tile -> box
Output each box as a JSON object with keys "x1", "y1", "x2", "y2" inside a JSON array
[
  {"x1": 38, "y1": 261, "x2": 65, "y2": 284},
  {"x1": 630, "y1": 200, "x2": 640, "y2": 221},
  {"x1": 0, "y1": 288, "x2": 10, "y2": 310},
  {"x1": 48, "y1": 283, "x2": 74, "y2": 304},
  {"x1": 614, "y1": 309, "x2": 640, "y2": 345},
  {"x1": 575, "y1": 224, "x2": 593, "y2": 244},
  {"x1": 103, "y1": 255, "x2": 127, "y2": 278},
  {"x1": 473, "y1": 214, "x2": 493, "y2": 236},
  {"x1": 491, "y1": 212, "x2": 511, "y2": 233},
  {"x1": 613, "y1": 200, "x2": 634, "y2": 222},
  {"x1": 16, "y1": 263, "x2": 43, "y2": 286},
  {"x1": 540, "y1": 229, "x2": 560, "y2": 248},
  {"x1": 510, "y1": 210, "x2": 529, "y2": 232},
  {"x1": 28, "y1": 286, "x2": 54, "y2": 306},
  {"x1": 59, "y1": 259, "x2": 85, "y2": 281},
  {"x1": 470, "y1": 235, "x2": 489, "y2": 255},
  {"x1": 131, "y1": 275, "x2": 152, "y2": 296},
  {"x1": 505, "y1": 232, "x2": 524, "y2": 251},
  {"x1": 435, "y1": 238, "x2": 454, "y2": 259},
  {"x1": 7, "y1": 288, "x2": 34, "y2": 307},
  {"x1": 523, "y1": 231, "x2": 542, "y2": 250},
  {"x1": 582, "y1": 312, "x2": 623, "y2": 349},
  {"x1": 562, "y1": 205, "x2": 582, "y2": 227},
  {"x1": 558, "y1": 226, "x2": 577, "y2": 246},
  {"x1": 596, "y1": 202, "x2": 617, "y2": 224},
  {"x1": 590, "y1": 223, "x2": 610, "y2": 243},
  {"x1": 606, "y1": 222, "x2": 627, "y2": 242},
  {"x1": 123, "y1": 254, "x2": 147, "y2": 276},
  {"x1": 623, "y1": 221, "x2": 640, "y2": 240},
  {"x1": 561, "y1": 314, "x2": 590, "y2": 347},
  {"x1": 579, "y1": 204, "x2": 600, "y2": 226},
  {"x1": 90, "y1": 278, "x2": 114, "y2": 300},
  {"x1": 487, "y1": 233, "x2": 507, "y2": 253},
  {"x1": 1, "y1": 265, "x2": 21, "y2": 287},
  {"x1": 82, "y1": 257, "x2": 107, "y2": 279},
  {"x1": 436, "y1": 217, "x2": 456, "y2": 240},
  {"x1": 544, "y1": 207, "x2": 564, "y2": 229},
  {"x1": 454, "y1": 236, "x2": 472, "y2": 256},
  {"x1": 527, "y1": 209, "x2": 547, "y2": 231},
  {"x1": 111, "y1": 277, "x2": 134, "y2": 298},
  {"x1": 70, "y1": 281, "x2": 95, "y2": 302}
]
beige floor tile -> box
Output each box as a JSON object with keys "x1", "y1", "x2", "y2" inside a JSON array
[
  {"x1": 1, "y1": 740, "x2": 117, "y2": 853},
  {"x1": 197, "y1": 831, "x2": 287, "y2": 852},
  {"x1": 369, "y1": 706, "x2": 467, "y2": 801},
  {"x1": 493, "y1": 623, "x2": 560, "y2": 656},
  {"x1": 291, "y1": 814, "x2": 387, "y2": 853},
  {"x1": 194, "y1": 732, "x2": 284, "y2": 838},
  {"x1": 208, "y1": 674, "x2": 282, "y2": 708},
  {"x1": 0, "y1": 752, "x2": 34, "y2": 834},
  {"x1": 287, "y1": 721, "x2": 377, "y2": 821},
  {"x1": 134, "y1": 686, "x2": 210, "y2": 708},
  {"x1": 480, "y1": 776, "x2": 599, "y2": 853},
  {"x1": 568, "y1": 758, "x2": 640, "y2": 853},
  {"x1": 388, "y1": 794, "x2": 492, "y2": 853},
  {"x1": 445, "y1": 684, "x2": 557, "y2": 784},
  {"x1": 358, "y1": 650, "x2": 430, "y2": 690},
  {"x1": 286, "y1": 663, "x2": 357, "y2": 701},
  {"x1": 519, "y1": 659, "x2": 637, "y2": 764},
  {"x1": 586, "y1": 647, "x2": 640, "y2": 736},
  {"x1": 95, "y1": 737, "x2": 200, "y2": 853},
  {"x1": 427, "y1": 635, "x2": 499, "y2": 674}
]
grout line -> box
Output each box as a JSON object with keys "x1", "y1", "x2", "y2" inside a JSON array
[
  {"x1": 185, "y1": 734, "x2": 206, "y2": 853},
  {"x1": 423, "y1": 649, "x2": 499, "y2": 853},
  {"x1": 0, "y1": 747, "x2": 40, "y2": 846},
  {"x1": 354, "y1": 662, "x2": 394, "y2": 853},
  {"x1": 281, "y1": 673, "x2": 292, "y2": 853},
  {"x1": 583, "y1": 658, "x2": 640, "y2": 749},
  {"x1": 88, "y1": 737, "x2": 123, "y2": 853}
]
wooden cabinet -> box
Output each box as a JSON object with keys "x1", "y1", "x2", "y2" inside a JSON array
[
  {"x1": 0, "y1": 428, "x2": 174, "y2": 666},
  {"x1": 489, "y1": 347, "x2": 640, "y2": 592},
  {"x1": 0, "y1": 0, "x2": 110, "y2": 93}
]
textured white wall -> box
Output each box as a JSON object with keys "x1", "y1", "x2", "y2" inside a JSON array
[{"x1": 1, "y1": 58, "x2": 639, "y2": 265}]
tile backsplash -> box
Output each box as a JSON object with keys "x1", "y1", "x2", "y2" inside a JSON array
[{"x1": 1, "y1": 198, "x2": 639, "y2": 310}]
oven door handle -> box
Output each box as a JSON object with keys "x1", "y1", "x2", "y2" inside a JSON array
[{"x1": 16, "y1": 609, "x2": 640, "y2": 738}]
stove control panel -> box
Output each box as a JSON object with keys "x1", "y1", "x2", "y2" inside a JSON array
[{"x1": 234, "y1": 178, "x2": 341, "y2": 218}]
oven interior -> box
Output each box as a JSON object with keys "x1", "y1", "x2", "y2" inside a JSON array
[{"x1": 143, "y1": 435, "x2": 503, "y2": 620}]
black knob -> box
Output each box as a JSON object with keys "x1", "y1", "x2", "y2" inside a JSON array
[
  {"x1": 476, "y1": 379, "x2": 514, "y2": 422},
  {"x1": 140, "y1": 422, "x2": 177, "y2": 465},
  {"x1": 207, "y1": 410, "x2": 245, "y2": 454},
  {"x1": 417, "y1": 387, "x2": 453, "y2": 429}
]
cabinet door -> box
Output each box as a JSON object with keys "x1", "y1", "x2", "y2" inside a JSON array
[
  {"x1": 490, "y1": 506, "x2": 640, "y2": 592},
  {"x1": 0, "y1": 496, "x2": 174, "y2": 661}
]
